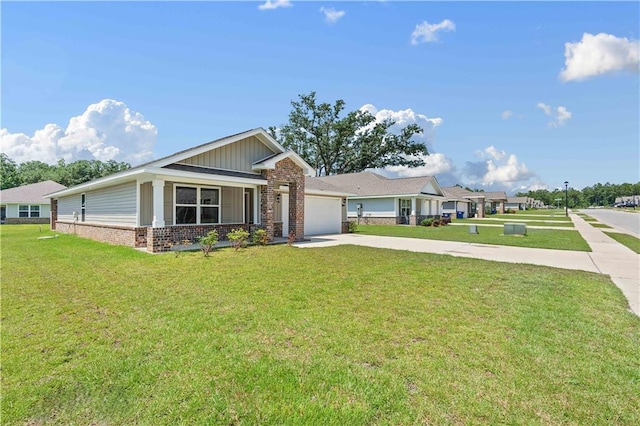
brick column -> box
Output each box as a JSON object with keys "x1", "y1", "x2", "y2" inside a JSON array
[{"x1": 260, "y1": 171, "x2": 275, "y2": 241}]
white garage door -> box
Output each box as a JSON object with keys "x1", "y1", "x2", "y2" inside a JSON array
[{"x1": 304, "y1": 195, "x2": 342, "y2": 235}]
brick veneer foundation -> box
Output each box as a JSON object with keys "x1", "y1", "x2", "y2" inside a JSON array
[
  {"x1": 55, "y1": 221, "x2": 148, "y2": 247},
  {"x1": 6, "y1": 217, "x2": 51, "y2": 224}
]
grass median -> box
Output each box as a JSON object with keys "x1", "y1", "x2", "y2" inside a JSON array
[
  {"x1": 356, "y1": 224, "x2": 590, "y2": 251},
  {"x1": 456, "y1": 219, "x2": 574, "y2": 228},
  {"x1": 604, "y1": 231, "x2": 640, "y2": 254},
  {"x1": 2, "y1": 225, "x2": 637, "y2": 424}
]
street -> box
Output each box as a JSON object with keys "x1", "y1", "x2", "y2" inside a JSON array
[{"x1": 579, "y1": 208, "x2": 640, "y2": 238}]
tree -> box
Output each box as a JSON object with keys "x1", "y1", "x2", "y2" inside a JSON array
[
  {"x1": 269, "y1": 92, "x2": 428, "y2": 176},
  {"x1": 17, "y1": 161, "x2": 56, "y2": 185},
  {"x1": 0, "y1": 153, "x2": 21, "y2": 189}
]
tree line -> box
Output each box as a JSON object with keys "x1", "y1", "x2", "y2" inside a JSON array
[
  {"x1": 516, "y1": 182, "x2": 640, "y2": 208},
  {"x1": 0, "y1": 153, "x2": 130, "y2": 190}
]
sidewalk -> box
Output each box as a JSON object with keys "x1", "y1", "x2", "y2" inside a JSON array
[{"x1": 295, "y1": 216, "x2": 640, "y2": 316}]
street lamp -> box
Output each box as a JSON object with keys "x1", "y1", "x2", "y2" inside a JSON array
[{"x1": 564, "y1": 181, "x2": 569, "y2": 217}]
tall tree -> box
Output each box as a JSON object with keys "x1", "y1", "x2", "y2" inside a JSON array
[
  {"x1": 0, "y1": 153, "x2": 21, "y2": 189},
  {"x1": 269, "y1": 92, "x2": 428, "y2": 176}
]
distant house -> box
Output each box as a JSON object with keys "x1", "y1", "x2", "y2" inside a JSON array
[
  {"x1": 310, "y1": 171, "x2": 445, "y2": 225},
  {"x1": 45, "y1": 128, "x2": 350, "y2": 252},
  {"x1": 440, "y1": 187, "x2": 508, "y2": 218},
  {"x1": 505, "y1": 196, "x2": 529, "y2": 210},
  {"x1": 0, "y1": 180, "x2": 66, "y2": 224}
]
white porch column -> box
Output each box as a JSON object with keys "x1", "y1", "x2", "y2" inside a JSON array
[
  {"x1": 152, "y1": 179, "x2": 165, "y2": 227},
  {"x1": 411, "y1": 197, "x2": 417, "y2": 216},
  {"x1": 254, "y1": 188, "x2": 260, "y2": 225}
]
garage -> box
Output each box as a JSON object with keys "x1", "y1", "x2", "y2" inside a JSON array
[{"x1": 304, "y1": 195, "x2": 342, "y2": 235}]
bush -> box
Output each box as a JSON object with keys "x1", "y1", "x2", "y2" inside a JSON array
[
  {"x1": 432, "y1": 219, "x2": 440, "y2": 227},
  {"x1": 227, "y1": 228, "x2": 250, "y2": 251},
  {"x1": 252, "y1": 229, "x2": 269, "y2": 246},
  {"x1": 420, "y1": 218, "x2": 434, "y2": 227},
  {"x1": 198, "y1": 230, "x2": 219, "y2": 257},
  {"x1": 441, "y1": 217, "x2": 451, "y2": 226},
  {"x1": 348, "y1": 220, "x2": 358, "y2": 233},
  {"x1": 506, "y1": 208, "x2": 517, "y2": 214}
]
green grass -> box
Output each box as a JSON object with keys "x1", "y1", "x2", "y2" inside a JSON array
[
  {"x1": 357, "y1": 224, "x2": 591, "y2": 251},
  {"x1": 604, "y1": 231, "x2": 640, "y2": 254},
  {"x1": 590, "y1": 222, "x2": 613, "y2": 229},
  {"x1": 511, "y1": 209, "x2": 568, "y2": 216},
  {"x1": 492, "y1": 213, "x2": 571, "y2": 221},
  {"x1": 456, "y1": 219, "x2": 574, "y2": 227},
  {"x1": 2, "y1": 225, "x2": 639, "y2": 425}
]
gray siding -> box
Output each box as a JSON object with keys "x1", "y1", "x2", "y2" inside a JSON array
[
  {"x1": 348, "y1": 198, "x2": 396, "y2": 217},
  {"x1": 140, "y1": 182, "x2": 153, "y2": 226},
  {"x1": 222, "y1": 187, "x2": 243, "y2": 223},
  {"x1": 181, "y1": 136, "x2": 276, "y2": 172},
  {"x1": 57, "y1": 194, "x2": 82, "y2": 221},
  {"x1": 85, "y1": 182, "x2": 137, "y2": 225}
]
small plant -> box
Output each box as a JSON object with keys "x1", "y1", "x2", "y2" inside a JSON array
[
  {"x1": 198, "y1": 230, "x2": 219, "y2": 256},
  {"x1": 252, "y1": 229, "x2": 269, "y2": 246},
  {"x1": 348, "y1": 220, "x2": 358, "y2": 233},
  {"x1": 506, "y1": 208, "x2": 517, "y2": 214},
  {"x1": 432, "y1": 219, "x2": 440, "y2": 227},
  {"x1": 228, "y1": 228, "x2": 250, "y2": 251},
  {"x1": 287, "y1": 232, "x2": 296, "y2": 246},
  {"x1": 420, "y1": 218, "x2": 434, "y2": 227},
  {"x1": 441, "y1": 217, "x2": 451, "y2": 226}
]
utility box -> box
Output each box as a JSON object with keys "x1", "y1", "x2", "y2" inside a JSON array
[
  {"x1": 504, "y1": 223, "x2": 527, "y2": 235},
  {"x1": 469, "y1": 225, "x2": 479, "y2": 234}
]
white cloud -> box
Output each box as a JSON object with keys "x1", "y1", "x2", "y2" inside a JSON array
[
  {"x1": 411, "y1": 19, "x2": 455, "y2": 45},
  {"x1": 560, "y1": 32, "x2": 640, "y2": 81},
  {"x1": 501, "y1": 110, "x2": 513, "y2": 120},
  {"x1": 258, "y1": 0, "x2": 292, "y2": 11},
  {"x1": 0, "y1": 99, "x2": 157, "y2": 165},
  {"x1": 465, "y1": 147, "x2": 534, "y2": 187},
  {"x1": 536, "y1": 102, "x2": 572, "y2": 127},
  {"x1": 386, "y1": 153, "x2": 455, "y2": 177},
  {"x1": 319, "y1": 7, "x2": 345, "y2": 24}
]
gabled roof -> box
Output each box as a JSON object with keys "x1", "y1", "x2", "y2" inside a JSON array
[
  {"x1": 305, "y1": 176, "x2": 355, "y2": 197},
  {"x1": 441, "y1": 186, "x2": 476, "y2": 200},
  {"x1": 47, "y1": 128, "x2": 297, "y2": 198},
  {"x1": 311, "y1": 171, "x2": 444, "y2": 198},
  {"x1": 507, "y1": 197, "x2": 528, "y2": 203},
  {"x1": 482, "y1": 191, "x2": 508, "y2": 201},
  {"x1": 0, "y1": 180, "x2": 66, "y2": 203},
  {"x1": 252, "y1": 151, "x2": 315, "y2": 177}
]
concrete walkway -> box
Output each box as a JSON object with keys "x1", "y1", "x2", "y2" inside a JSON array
[{"x1": 295, "y1": 215, "x2": 640, "y2": 316}]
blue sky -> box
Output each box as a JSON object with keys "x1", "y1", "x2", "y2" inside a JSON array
[{"x1": 2, "y1": 1, "x2": 639, "y2": 194}]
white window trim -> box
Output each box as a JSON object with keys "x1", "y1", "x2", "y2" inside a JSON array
[
  {"x1": 173, "y1": 184, "x2": 221, "y2": 225},
  {"x1": 18, "y1": 204, "x2": 41, "y2": 218},
  {"x1": 81, "y1": 193, "x2": 86, "y2": 222}
]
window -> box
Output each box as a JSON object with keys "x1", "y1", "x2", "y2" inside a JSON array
[
  {"x1": 81, "y1": 194, "x2": 86, "y2": 222},
  {"x1": 442, "y1": 201, "x2": 455, "y2": 209},
  {"x1": 18, "y1": 205, "x2": 40, "y2": 218},
  {"x1": 175, "y1": 185, "x2": 220, "y2": 225}
]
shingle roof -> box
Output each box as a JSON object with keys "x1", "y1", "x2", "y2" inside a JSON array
[
  {"x1": 311, "y1": 171, "x2": 438, "y2": 197},
  {"x1": 507, "y1": 197, "x2": 528, "y2": 203},
  {"x1": 441, "y1": 186, "x2": 474, "y2": 199},
  {"x1": 482, "y1": 191, "x2": 508, "y2": 201},
  {"x1": 0, "y1": 181, "x2": 66, "y2": 204}
]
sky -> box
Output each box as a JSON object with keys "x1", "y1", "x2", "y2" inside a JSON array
[{"x1": 1, "y1": 0, "x2": 639, "y2": 194}]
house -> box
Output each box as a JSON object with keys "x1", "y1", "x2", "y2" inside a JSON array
[
  {"x1": 0, "y1": 180, "x2": 66, "y2": 224},
  {"x1": 505, "y1": 196, "x2": 529, "y2": 211},
  {"x1": 480, "y1": 191, "x2": 508, "y2": 214},
  {"x1": 440, "y1": 187, "x2": 509, "y2": 218},
  {"x1": 310, "y1": 171, "x2": 445, "y2": 225},
  {"x1": 46, "y1": 128, "x2": 349, "y2": 252}
]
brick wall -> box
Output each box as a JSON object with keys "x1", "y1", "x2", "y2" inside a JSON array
[
  {"x1": 50, "y1": 199, "x2": 58, "y2": 230},
  {"x1": 55, "y1": 221, "x2": 147, "y2": 247},
  {"x1": 146, "y1": 223, "x2": 262, "y2": 253},
  {"x1": 6, "y1": 217, "x2": 51, "y2": 225}
]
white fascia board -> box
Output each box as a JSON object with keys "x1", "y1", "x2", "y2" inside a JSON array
[{"x1": 153, "y1": 128, "x2": 284, "y2": 168}]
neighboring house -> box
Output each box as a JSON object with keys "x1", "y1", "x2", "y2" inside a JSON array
[
  {"x1": 310, "y1": 171, "x2": 445, "y2": 225},
  {"x1": 505, "y1": 196, "x2": 529, "y2": 211},
  {"x1": 440, "y1": 187, "x2": 508, "y2": 217},
  {"x1": 46, "y1": 128, "x2": 349, "y2": 252},
  {"x1": 0, "y1": 180, "x2": 66, "y2": 224},
  {"x1": 481, "y1": 191, "x2": 508, "y2": 214}
]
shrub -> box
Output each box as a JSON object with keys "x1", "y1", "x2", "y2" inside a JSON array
[
  {"x1": 287, "y1": 232, "x2": 296, "y2": 246},
  {"x1": 227, "y1": 228, "x2": 250, "y2": 251},
  {"x1": 432, "y1": 219, "x2": 440, "y2": 227},
  {"x1": 348, "y1": 220, "x2": 358, "y2": 233},
  {"x1": 506, "y1": 208, "x2": 517, "y2": 214},
  {"x1": 198, "y1": 230, "x2": 219, "y2": 257},
  {"x1": 441, "y1": 217, "x2": 451, "y2": 226},
  {"x1": 252, "y1": 229, "x2": 268, "y2": 246},
  {"x1": 420, "y1": 218, "x2": 434, "y2": 227}
]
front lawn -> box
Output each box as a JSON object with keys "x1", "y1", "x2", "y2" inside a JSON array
[
  {"x1": 492, "y1": 212, "x2": 571, "y2": 221},
  {"x1": 357, "y1": 224, "x2": 590, "y2": 251},
  {"x1": 604, "y1": 231, "x2": 640, "y2": 254},
  {"x1": 456, "y1": 218, "x2": 574, "y2": 227},
  {"x1": 2, "y1": 225, "x2": 638, "y2": 424}
]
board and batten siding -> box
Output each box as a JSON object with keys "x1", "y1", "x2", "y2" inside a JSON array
[
  {"x1": 181, "y1": 136, "x2": 276, "y2": 172},
  {"x1": 57, "y1": 182, "x2": 137, "y2": 225},
  {"x1": 139, "y1": 182, "x2": 153, "y2": 226},
  {"x1": 221, "y1": 187, "x2": 243, "y2": 223}
]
